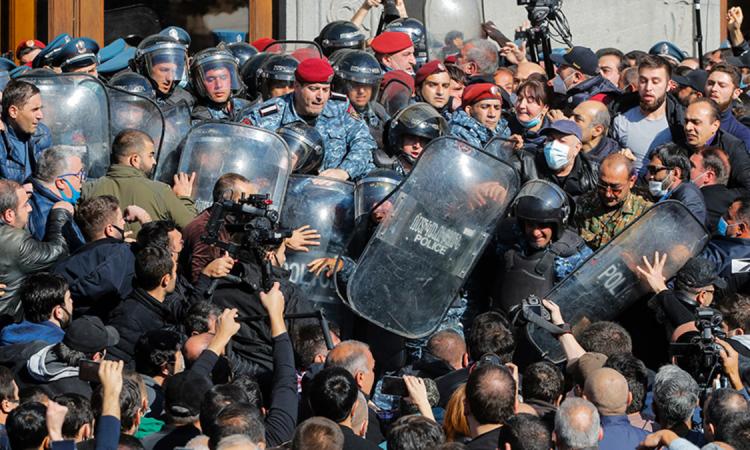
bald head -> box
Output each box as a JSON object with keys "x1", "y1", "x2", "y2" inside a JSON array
[
  {"x1": 573, "y1": 100, "x2": 611, "y2": 147},
  {"x1": 325, "y1": 340, "x2": 375, "y2": 395},
  {"x1": 584, "y1": 368, "x2": 630, "y2": 415},
  {"x1": 427, "y1": 329, "x2": 466, "y2": 370},
  {"x1": 598, "y1": 153, "x2": 635, "y2": 208},
  {"x1": 515, "y1": 62, "x2": 546, "y2": 87},
  {"x1": 555, "y1": 397, "x2": 601, "y2": 449},
  {"x1": 184, "y1": 333, "x2": 213, "y2": 363}
]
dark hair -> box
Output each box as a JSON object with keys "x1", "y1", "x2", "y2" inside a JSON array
[
  {"x1": 308, "y1": 367, "x2": 359, "y2": 423},
  {"x1": 624, "y1": 50, "x2": 648, "y2": 65},
  {"x1": 732, "y1": 196, "x2": 750, "y2": 224},
  {"x1": 445, "y1": 63, "x2": 467, "y2": 85},
  {"x1": 19, "y1": 272, "x2": 69, "y2": 323},
  {"x1": 498, "y1": 413, "x2": 552, "y2": 450},
  {"x1": 596, "y1": 47, "x2": 624, "y2": 60},
  {"x1": 705, "y1": 389, "x2": 749, "y2": 432},
  {"x1": 638, "y1": 54, "x2": 672, "y2": 79},
  {"x1": 522, "y1": 361, "x2": 563, "y2": 404},
  {"x1": 212, "y1": 173, "x2": 251, "y2": 203},
  {"x1": 0, "y1": 366, "x2": 17, "y2": 403},
  {"x1": 75, "y1": 195, "x2": 121, "y2": 241},
  {"x1": 701, "y1": 147, "x2": 730, "y2": 184},
  {"x1": 294, "y1": 322, "x2": 334, "y2": 370},
  {"x1": 718, "y1": 293, "x2": 750, "y2": 333},
  {"x1": 604, "y1": 353, "x2": 649, "y2": 413},
  {"x1": 291, "y1": 416, "x2": 345, "y2": 450},
  {"x1": 207, "y1": 403, "x2": 265, "y2": 450},
  {"x1": 715, "y1": 413, "x2": 750, "y2": 450},
  {"x1": 1, "y1": 80, "x2": 41, "y2": 122},
  {"x1": 134, "y1": 330, "x2": 182, "y2": 377},
  {"x1": 184, "y1": 301, "x2": 222, "y2": 335},
  {"x1": 0, "y1": 179, "x2": 21, "y2": 217},
  {"x1": 387, "y1": 415, "x2": 446, "y2": 450},
  {"x1": 112, "y1": 129, "x2": 154, "y2": 161},
  {"x1": 118, "y1": 433, "x2": 145, "y2": 450},
  {"x1": 467, "y1": 311, "x2": 515, "y2": 363},
  {"x1": 465, "y1": 364, "x2": 516, "y2": 425},
  {"x1": 578, "y1": 321, "x2": 633, "y2": 356},
  {"x1": 689, "y1": 97, "x2": 722, "y2": 123},
  {"x1": 710, "y1": 62, "x2": 742, "y2": 88},
  {"x1": 19, "y1": 387, "x2": 48, "y2": 405},
  {"x1": 515, "y1": 78, "x2": 550, "y2": 107},
  {"x1": 200, "y1": 383, "x2": 253, "y2": 437},
  {"x1": 7, "y1": 402, "x2": 47, "y2": 450},
  {"x1": 54, "y1": 394, "x2": 94, "y2": 439},
  {"x1": 91, "y1": 377, "x2": 142, "y2": 432},
  {"x1": 134, "y1": 220, "x2": 178, "y2": 253},
  {"x1": 231, "y1": 375, "x2": 264, "y2": 410},
  {"x1": 134, "y1": 245, "x2": 174, "y2": 290}
]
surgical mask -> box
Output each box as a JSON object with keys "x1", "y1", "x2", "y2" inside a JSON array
[
  {"x1": 543, "y1": 140, "x2": 570, "y2": 170},
  {"x1": 648, "y1": 177, "x2": 671, "y2": 198},
  {"x1": 518, "y1": 111, "x2": 544, "y2": 129},
  {"x1": 717, "y1": 216, "x2": 729, "y2": 236},
  {"x1": 552, "y1": 72, "x2": 575, "y2": 95},
  {"x1": 58, "y1": 179, "x2": 81, "y2": 204},
  {"x1": 692, "y1": 171, "x2": 708, "y2": 187}
]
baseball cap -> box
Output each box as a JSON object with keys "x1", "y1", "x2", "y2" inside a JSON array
[
  {"x1": 63, "y1": 316, "x2": 119, "y2": 354},
  {"x1": 676, "y1": 257, "x2": 727, "y2": 290},
  {"x1": 672, "y1": 69, "x2": 708, "y2": 93},
  {"x1": 550, "y1": 46, "x2": 599, "y2": 77},
  {"x1": 164, "y1": 372, "x2": 213, "y2": 418},
  {"x1": 540, "y1": 120, "x2": 583, "y2": 142}
]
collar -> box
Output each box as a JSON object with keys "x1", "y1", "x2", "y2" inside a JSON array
[
  {"x1": 600, "y1": 414, "x2": 631, "y2": 425},
  {"x1": 30, "y1": 178, "x2": 63, "y2": 202},
  {"x1": 106, "y1": 164, "x2": 147, "y2": 178},
  {"x1": 2, "y1": 120, "x2": 31, "y2": 142}
]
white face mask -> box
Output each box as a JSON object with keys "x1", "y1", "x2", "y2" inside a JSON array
[
  {"x1": 552, "y1": 72, "x2": 575, "y2": 95},
  {"x1": 544, "y1": 140, "x2": 570, "y2": 171},
  {"x1": 648, "y1": 173, "x2": 672, "y2": 198}
]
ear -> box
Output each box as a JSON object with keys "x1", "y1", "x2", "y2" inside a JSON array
[
  {"x1": 462, "y1": 353, "x2": 470, "y2": 368},
  {"x1": 628, "y1": 174, "x2": 637, "y2": 188},
  {"x1": 355, "y1": 371, "x2": 366, "y2": 388},
  {"x1": 592, "y1": 123, "x2": 606, "y2": 138},
  {"x1": 2, "y1": 208, "x2": 15, "y2": 225},
  {"x1": 463, "y1": 104, "x2": 472, "y2": 115},
  {"x1": 555, "y1": 394, "x2": 563, "y2": 407},
  {"x1": 160, "y1": 272, "x2": 171, "y2": 288},
  {"x1": 733, "y1": 87, "x2": 742, "y2": 100},
  {"x1": 0, "y1": 399, "x2": 13, "y2": 414},
  {"x1": 160, "y1": 363, "x2": 171, "y2": 378},
  {"x1": 598, "y1": 427, "x2": 604, "y2": 441},
  {"x1": 6, "y1": 105, "x2": 18, "y2": 120},
  {"x1": 504, "y1": 444, "x2": 512, "y2": 450},
  {"x1": 313, "y1": 353, "x2": 326, "y2": 365},
  {"x1": 52, "y1": 305, "x2": 64, "y2": 322},
  {"x1": 736, "y1": 328, "x2": 745, "y2": 336},
  {"x1": 54, "y1": 178, "x2": 67, "y2": 192},
  {"x1": 79, "y1": 423, "x2": 92, "y2": 441},
  {"x1": 627, "y1": 391, "x2": 633, "y2": 407},
  {"x1": 667, "y1": 79, "x2": 677, "y2": 91}
]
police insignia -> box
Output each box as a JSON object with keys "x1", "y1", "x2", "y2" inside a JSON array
[
  {"x1": 169, "y1": 28, "x2": 179, "y2": 40},
  {"x1": 76, "y1": 40, "x2": 87, "y2": 54},
  {"x1": 259, "y1": 104, "x2": 279, "y2": 117}
]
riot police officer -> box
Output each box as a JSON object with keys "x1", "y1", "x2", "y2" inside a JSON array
[
  {"x1": 491, "y1": 179, "x2": 593, "y2": 313},
  {"x1": 159, "y1": 26, "x2": 191, "y2": 49},
  {"x1": 450, "y1": 83, "x2": 510, "y2": 148},
  {"x1": 240, "y1": 52, "x2": 274, "y2": 103},
  {"x1": 332, "y1": 51, "x2": 388, "y2": 150},
  {"x1": 384, "y1": 17, "x2": 428, "y2": 68},
  {"x1": 244, "y1": 58, "x2": 376, "y2": 181},
  {"x1": 226, "y1": 42, "x2": 259, "y2": 69},
  {"x1": 413, "y1": 60, "x2": 453, "y2": 121},
  {"x1": 257, "y1": 54, "x2": 298, "y2": 100},
  {"x1": 132, "y1": 34, "x2": 194, "y2": 107},
  {"x1": 109, "y1": 71, "x2": 157, "y2": 99},
  {"x1": 315, "y1": 20, "x2": 366, "y2": 57},
  {"x1": 190, "y1": 47, "x2": 251, "y2": 123},
  {"x1": 385, "y1": 102, "x2": 448, "y2": 175}
]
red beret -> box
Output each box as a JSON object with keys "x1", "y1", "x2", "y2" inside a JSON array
[
  {"x1": 380, "y1": 69, "x2": 415, "y2": 92},
  {"x1": 461, "y1": 83, "x2": 503, "y2": 108},
  {"x1": 295, "y1": 58, "x2": 334, "y2": 84},
  {"x1": 251, "y1": 37, "x2": 276, "y2": 51},
  {"x1": 415, "y1": 60, "x2": 447, "y2": 86},
  {"x1": 16, "y1": 39, "x2": 45, "y2": 56},
  {"x1": 370, "y1": 31, "x2": 413, "y2": 55},
  {"x1": 444, "y1": 55, "x2": 458, "y2": 65}
]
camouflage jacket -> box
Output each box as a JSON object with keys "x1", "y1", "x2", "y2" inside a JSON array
[{"x1": 573, "y1": 191, "x2": 652, "y2": 250}]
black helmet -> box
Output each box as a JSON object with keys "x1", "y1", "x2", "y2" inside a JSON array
[
  {"x1": 276, "y1": 122, "x2": 324, "y2": 174},
  {"x1": 109, "y1": 71, "x2": 156, "y2": 100},
  {"x1": 225, "y1": 42, "x2": 259, "y2": 68},
  {"x1": 240, "y1": 52, "x2": 274, "y2": 101},
  {"x1": 333, "y1": 50, "x2": 383, "y2": 90},
  {"x1": 385, "y1": 102, "x2": 448, "y2": 160},
  {"x1": 315, "y1": 21, "x2": 366, "y2": 57},
  {"x1": 384, "y1": 18, "x2": 428, "y2": 66},
  {"x1": 258, "y1": 54, "x2": 299, "y2": 100},
  {"x1": 190, "y1": 47, "x2": 243, "y2": 102},
  {"x1": 512, "y1": 179, "x2": 570, "y2": 238},
  {"x1": 354, "y1": 169, "x2": 402, "y2": 218},
  {"x1": 133, "y1": 34, "x2": 188, "y2": 95}
]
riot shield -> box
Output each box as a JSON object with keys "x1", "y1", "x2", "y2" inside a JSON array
[
  {"x1": 177, "y1": 122, "x2": 292, "y2": 213},
  {"x1": 108, "y1": 86, "x2": 165, "y2": 154},
  {"x1": 378, "y1": 78, "x2": 413, "y2": 117},
  {"x1": 526, "y1": 200, "x2": 710, "y2": 364},
  {"x1": 346, "y1": 137, "x2": 519, "y2": 338},
  {"x1": 484, "y1": 136, "x2": 515, "y2": 162},
  {"x1": 19, "y1": 73, "x2": 110, "y2": 178},
  {"x1": 424, "y1": 0, "x2": 485, "y2": 60},
  {"x1": 281, "y1": 175, "x2": 355, "y2": 326},
  {"x1": 265, "y1": 40, "x2": 323, "y2": 61},
  {"x1": 154, "y1": 103, "x2": 191, "y2": 184}
]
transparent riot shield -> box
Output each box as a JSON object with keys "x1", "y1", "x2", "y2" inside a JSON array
[
  {"x1": 265, "y1": 40, "x2": 324, "y2": 61},
  {"x1": 378, "y1": 78, "x2": 413, "y2": 117},
  {"x1": 19, "y1": 73, "x2": 111, "y2": 178},
  {"x1": 526, "y1": 200, "x2": 710, "y2": 364},
  {"x1": 424, "y1": 0, "x2": 486, "y2": 60},
  {"x1": 281, "y1": 175, "x2": 355, "y2": 326},
  {"x1": 347, "y1": 137, "x2": 520, "y2": 338},
  {"x1": 108, "y1": 86, "x2": 165, "y2": 154},
  {"x1": 484, "y1": 136, "x2": 515, "y2": 162},
  {"x1": 177, "y1": 122, "x2": 292, "y2": 213},
  {"x1": 154, "y1": 103, "x2": 191, "y2": 184}
]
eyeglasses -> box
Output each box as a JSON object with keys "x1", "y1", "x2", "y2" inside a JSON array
[
  {"x1": 59, "y1": 169, "x2": 86, "y2": 182},
  {"x1": 646, "y1": 165, "x2": 670, "y2": 175},
  {"x1": 596, "y1": 181, "x2": 625, "y2": 195}
]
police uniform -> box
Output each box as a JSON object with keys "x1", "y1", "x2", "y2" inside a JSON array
[
  {"x1": 357, "y1": 101, "x2": 389, "y2": 150},
  {"x1": 155, "y1": 86, "x2": 195, "y2": 108},
  {"x1": 191, "y1": 97, "x2": 253, "y2": 123},
  {"x1": 244, "y1": 58, "x2": 376, "y2": 180},
  {"x1": 572, "y1": 190, "x2": 652, "y2": 250},
  {"x1": 449, "y1": 83, "x2": 510, "y2": 148},
  {"x1": 371, "y1": 31, "x2": 414, "y2": 74}
]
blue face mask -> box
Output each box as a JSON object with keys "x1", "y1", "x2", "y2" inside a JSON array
[
  {"x1": 518, "y1": 111, "x2": 544, "y2": 129},
  {"x1": 543, "y1": 140, "x2": 570, "y2": 171},
  {"x1": 58, "y1": 178, "x2": 81, "y2": 204},
  {"x1": 717, "y1": 217, "x2": 728, "y2": 236}
]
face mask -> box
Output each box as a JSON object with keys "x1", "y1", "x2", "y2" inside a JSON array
[
  {"x1": 552, "y1": 72, "x2": 575, "y2": 95},
  {"x1": 58, "y1": 179, "x2": 81, "y2": 204},
  {"x1": 717, "y1": 216, "x2": 729, "y2": 236},
  {"x1": 648, "y1": 177, "x2": 670, "y2": 198},
  {"x1": 518, "y1": 111, "x2": 544, "y2": 129},
  {"x1": 544, "y1": 140, "x2": 570, "y2": 170},
  {"x1": 509, "y1": 93, "x2": 518, "y2": 106},
  {"x1": 692, "y1": 171, "x2": 708, "y2": 187}
]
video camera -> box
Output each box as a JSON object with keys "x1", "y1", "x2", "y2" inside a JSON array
[{"x1": 671, "y1": 308, "x2": 728, "y2": 393}]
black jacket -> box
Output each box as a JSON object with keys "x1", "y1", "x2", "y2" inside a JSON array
[
  {"x1": 586, "y1": 136, "x2": 620, "y2": 163},
  {"x1": 563, "y1": 74, "x2": 620, "y2": 112},
  {"x1": 339, "y1": 424, "x2": 381, "y2": 450},
  {"x1": 108, "y1": 288, "x2": 175, "y2": 363},
  {"x1": 705, "y1": 129, "x2": 750, "y2": 197},
  {"x1": 610, "y1": 91, "x2": 687, "y2": 148},
  {"x1": 701, "y1": 184, "x2": 738, "y2": 234},
  {"x1": 535, "y1": 152, "x2": 599, "y2": 201},
  {"x1": 666, "y1": 182, "x2": 707, "y2": 226}
]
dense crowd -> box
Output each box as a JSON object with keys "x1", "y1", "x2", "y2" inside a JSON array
[{"x1": 1, "y1": 0, "x2": 750, "y2": 449}]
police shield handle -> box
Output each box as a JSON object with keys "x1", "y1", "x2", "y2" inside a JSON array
[{"x1": 635, "y1": 251, "x2": 669, "y2": 294}]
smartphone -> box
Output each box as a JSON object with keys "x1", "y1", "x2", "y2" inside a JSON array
[
  {"x1": 381, "y1": 375, "x2": 408, "y2": 397},
  {"x1": 78, "y1": 359, "x2": 100, "y2": 382}
]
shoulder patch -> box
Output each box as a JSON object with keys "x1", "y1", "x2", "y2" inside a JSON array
[
  {"x1": 241, "y1": 117, "x2": 253, "y2": 126},
  {"x1": 259, "y1": 104, "x2": 280, "y2": 117},
  {"x1": 347, "y1": 104, "x2": 360, "y2": 118},
  {"x1": 330, "y1": 92, "x2": 348, "y2": 101}
]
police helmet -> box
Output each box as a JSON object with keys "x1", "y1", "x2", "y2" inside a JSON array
[
  {"x1": 385, "y1": 102, "x2": 448, "y2": 159},
  {"x1": 225, "y1": 42, "x2": 259, "y2": 68},
  {"x1": 240, "y1": 52, "x2": 274, "y2": 101},
  {"x1": 159, "y1": 26, "x2": 191, "y2": 48},
  {"x1": 258, "y1": 54, "x2": 299, "y2": 100},
  {"x1": 133, "y1": 35, "x2": 188, "y2": 95},
  {"x1": 276, "y1": 122, "x2": 324, "y2": 174},
  {"x1": 316, "y1": 21, "x2": 366, "y2": 57},
  {"x1": 512, "y1": 179, "x2": 570, "y2": 238},
  {"x1": 55, "y1": 37, "x2": 100, "y2": 73},
  {"x1": 190, "y1": 47, "x2": 243, "y2": 102},
  {"x1": 354, "y1": 169, "x2": 402, "y2": 218},
  {"x1": 110, "y1": 71, "x2": 156, "y2": 100},
  {"x1": 333, "y1": 50, "x2": 383, "y2": 97},
  {"x1": 384, "y1": 18, "x2": 428, "y2": 66}
]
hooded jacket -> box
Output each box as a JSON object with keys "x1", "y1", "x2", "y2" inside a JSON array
[{"x1": 24, "y1": 343, "x2": 92, "y2": 398}]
